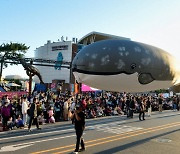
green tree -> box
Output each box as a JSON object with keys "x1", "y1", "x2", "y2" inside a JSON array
[{"x1": 0, "y1": 42, "x2": 29, "y2": 81}]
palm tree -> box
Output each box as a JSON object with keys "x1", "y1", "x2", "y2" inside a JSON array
[{"x1": 0, "y1": 42, "x2": 29, "y2": 81}]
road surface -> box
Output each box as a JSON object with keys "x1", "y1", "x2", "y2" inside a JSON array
[{"x1": 0, "y1": 110, "x2": 180, "y2": 154}]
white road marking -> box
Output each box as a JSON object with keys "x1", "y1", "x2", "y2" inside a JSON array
[
  {"x1": 0, "y1": 134, "x2": 76, "y2": 152},
  {"x1": 0, "y1": 120, "x2": 126, "y2": 141},
  {"x1": 0, "y1": 144, "x2": 33, "y2": 152},
  {"x1": 0, "y1": 132, "x2": 6, "y2": 135},
  {"x1": 0, "y1": 128, "x2": 74, "y2": 141},
  {"x1": 87, "y1": 121, "x2": 126, "y2": 130},
  {"x1": 91, "y1": 121, "x2": 143, "y2": 134}
]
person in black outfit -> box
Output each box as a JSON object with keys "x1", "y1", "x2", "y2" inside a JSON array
[
  {"x1": 158, "y1": 95, "x2": 163, "y2": 112},
  {"x1": 71, "y1": 104, "x2": 85, "y2": 153},
  {"x1": 177, "y1": 97, "x2": 180, "y2": 111},
  {"x1": 54, "y1": 99, "x2": 61, "y2": 122},
  {"x1": 129, "y1": 97, "x2": 136, "y2": 118},
  {"x1": 139, "y1": 98, "x2": 146, "y2": 121},
  {"x1": 28, "y1": 98, "x2": 41, "y2": 132},
  {"x1": 125, "y1": 96, "x2": 130, "y2": 117}
]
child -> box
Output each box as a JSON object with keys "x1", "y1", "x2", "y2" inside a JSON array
[
  {"x1": 16, "y1": 115, "x2": 24, "y2": 129},
  {"x1": 38, "y1": 113, "x2": 45, "y2": 125},
  {"x1": 7, "y1": 117, "x2": 14, "y2": 130},
  {"x1": 48, "y1": 107, "x2": 55, "y2": 123}
]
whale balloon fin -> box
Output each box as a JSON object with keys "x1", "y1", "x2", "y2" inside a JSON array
[{"x1": 138, "y1": 73, "x2": 154, "y2": 85}]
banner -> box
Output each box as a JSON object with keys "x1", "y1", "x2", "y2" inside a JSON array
[{"x1": 0, "y1": 91, "x2": 28, "y2": 98}]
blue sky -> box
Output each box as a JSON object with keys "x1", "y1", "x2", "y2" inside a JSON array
[{"x1": 1, "y1": 0, "x2": 180, "y2": 78}]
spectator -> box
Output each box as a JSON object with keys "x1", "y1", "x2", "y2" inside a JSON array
[
  {"x1": 7, "y1": 117, "x2": 14, "y2": 130},
  {"x1": 158, "y1": 95, "x2": 163, "y2": 112},
  {"x1": 172, "y1": 97, "x2": 177, "y2": 111},
  {"x1": 48, "y1": 107, "x2": 55, "y2": 123},
  {"x1": 22, "y1": 97, "x2": 29, "y2": 126},
  {"x1": 1, "y1": 102, "x2": 11, "y2": 131},
  {"x1": 54, "y1": 98, "x2": 61, "y2": 122},
  {"x1": 139, "y1": 98, "x2": 146, "y2": 121},
  {"x1": 63, "y1": 98, "x2": 69, "y2": 121},
  {"x1": 16, "y1": 115, "x2": 24, "y2": 128},
  {"x1": 146, "y1": 97, "x2": 152, "y2": 117},
  {"x1": 28, "y1": 98, "x2": 41, "y2": 132},
  {"x1": 16, "y1": 99, "x2": 22, "y2": 117},
  {"x1": 129, "y1": 97, "x2": 136, "y2": 118},
  {"x1": 125, "y1": 96, "x2": 130, "y2": 117},
  {"x1": 177, "y1": 97, "x2": 180, "y2": 111}
]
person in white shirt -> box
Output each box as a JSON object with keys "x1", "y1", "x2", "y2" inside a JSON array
[
  {"x1": 63, "y1": 98, "x2": 69, "y2": 121},
  {"x1": 22, "y1": 97, "x2": 29, "y2": 126}
]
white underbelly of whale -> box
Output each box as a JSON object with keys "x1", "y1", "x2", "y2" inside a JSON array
[{"x1": 73, "y1": 72, "x2": 172, "y2": 92}]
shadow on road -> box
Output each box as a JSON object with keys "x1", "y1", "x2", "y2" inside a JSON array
[{"x1": 94, "y1": 128, "x2": 180, "y2": 154}]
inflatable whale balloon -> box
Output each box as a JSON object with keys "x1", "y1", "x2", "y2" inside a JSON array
[{"x1": 72, "y1": 39, "x2": 180, "y2": 92}]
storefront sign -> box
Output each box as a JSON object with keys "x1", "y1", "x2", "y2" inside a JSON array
[{"x1": 52, "y1": 45, "x2": 68, "y2": 51}]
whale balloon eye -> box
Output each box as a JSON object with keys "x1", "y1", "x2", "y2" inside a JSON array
[{"x1": 131, "y1": 63, "x2": 136, "y2": 69}]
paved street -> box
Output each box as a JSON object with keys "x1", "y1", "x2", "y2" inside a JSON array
[{"x1": 0, "y1": 110, "x2": 180, "y2": 154}]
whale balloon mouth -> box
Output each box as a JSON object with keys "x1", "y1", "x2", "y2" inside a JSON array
[{"x1": 72, "y1": 67, "x2": 134, "y2": 76}]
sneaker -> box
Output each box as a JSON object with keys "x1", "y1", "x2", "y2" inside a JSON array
[
  {"x1": 28, "y1": 129, "x2": 31, "y2": 132},
  {"x1": 37, "y1": 128, "x2": 41, "y2": 130},
  {"x1": 79, "y1": 148, "x2": 86, "y2": 152},
  {"x1": 73, "y1": 149, "x2": 79, "y2": 154}
]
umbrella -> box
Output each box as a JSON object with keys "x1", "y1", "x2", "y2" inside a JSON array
[{"x1": 7, "y1": 83, "x2": 21, "y2": 87}]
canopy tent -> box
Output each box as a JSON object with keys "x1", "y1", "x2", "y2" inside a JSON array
[
  {"x1": 6, "y1": 83, "x2": 21, "y2": 87},
  {"x1": 81, "y1": 84, "x2": 100, "y2": 92}
]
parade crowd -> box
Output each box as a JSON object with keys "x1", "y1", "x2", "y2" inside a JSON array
[{"x1": 0, "y1": 90, "x2": 180, "y2": 131}]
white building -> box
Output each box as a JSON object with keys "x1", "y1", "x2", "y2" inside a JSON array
[{"x1": 34, "y1": 40, "x2": 75, "y2": 84}]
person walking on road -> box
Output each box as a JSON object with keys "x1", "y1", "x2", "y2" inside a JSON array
[
  {"x1": 28, "y1": 98, "x2": 41, "y2": 132},
  {"x1": 71, "y1": 104, "x2": 85, "y2": 154}
]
